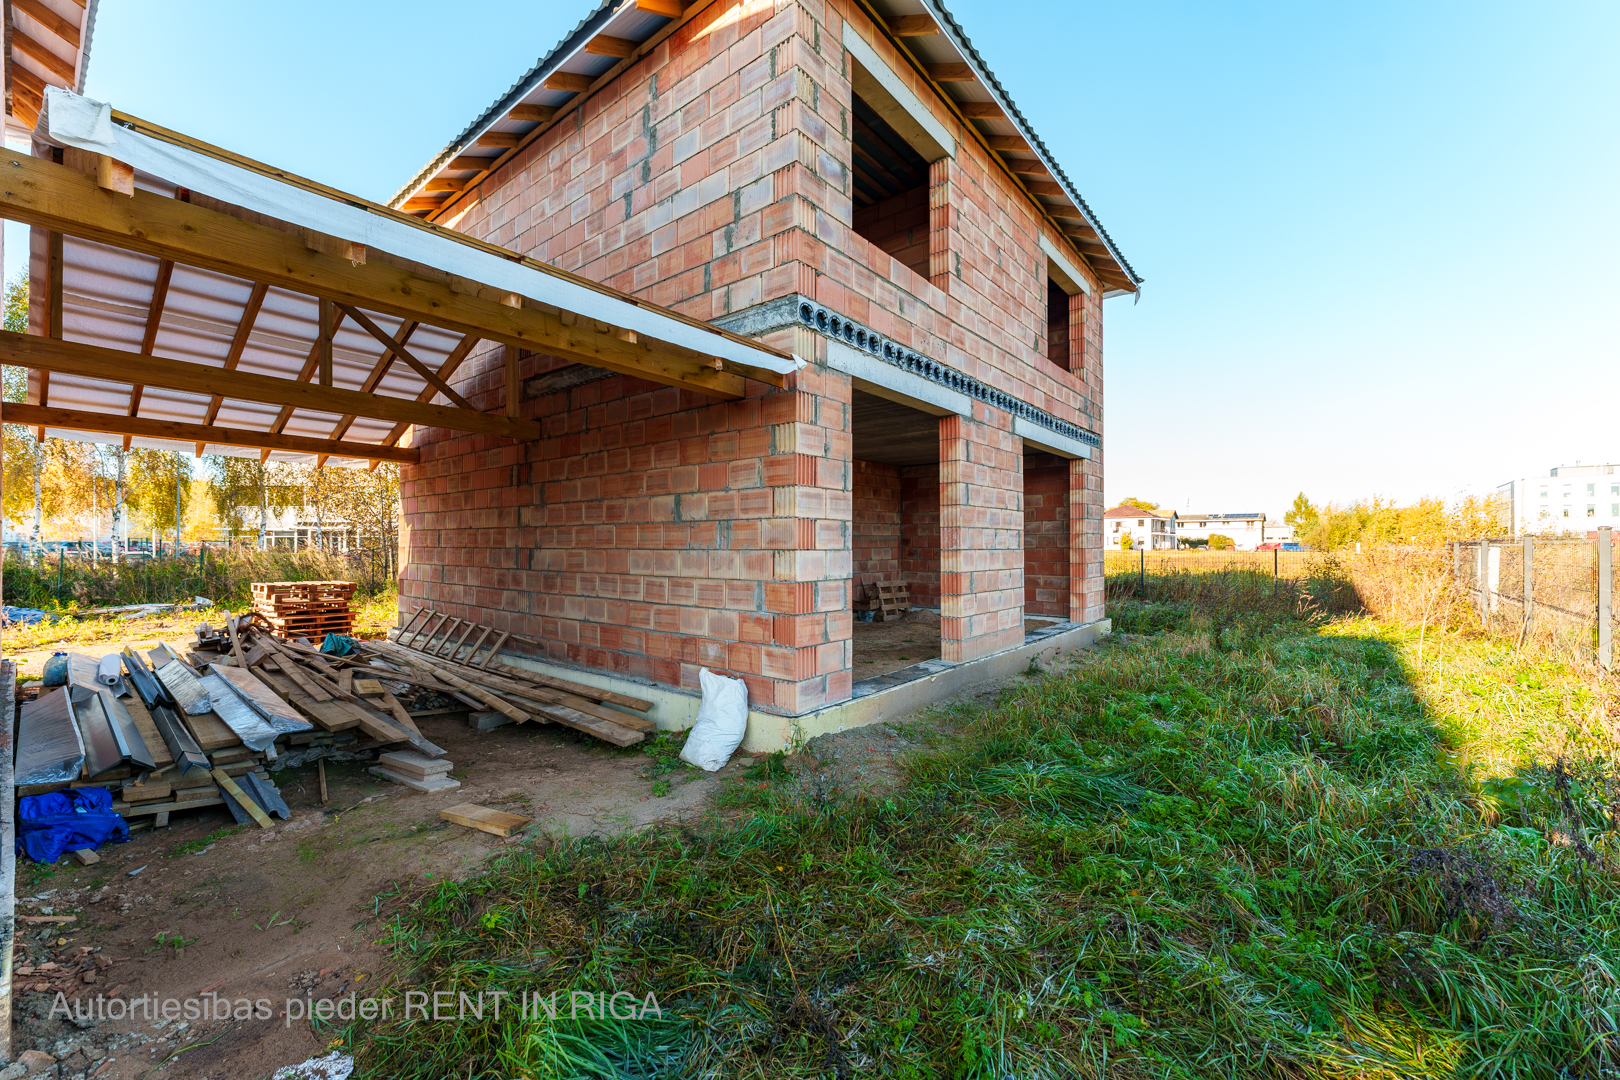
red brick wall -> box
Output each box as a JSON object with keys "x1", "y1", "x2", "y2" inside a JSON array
[
  {"x1": 1024, "y1": 452, "x2": 1070, "y2": 618},
  {"x1": 939, "y1": 404, "x2": 1023, "y2": 661},
  {"x1": 901, "y1": 463, "x2": 940, "y2": 609},
  {"x1": 852, "y1": 459, "x2": 902, "y2": 579},
  {"x1": 401, "y1": 0, "x2": 1112, "y2": 711},
  {"x1": 853, "y1": 186, "x2": 930, "y2": 280}
]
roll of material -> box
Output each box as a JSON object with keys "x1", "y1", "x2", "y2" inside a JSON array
[{"x1": 96, "y1": 653, "x2": 126, "y2": 694}]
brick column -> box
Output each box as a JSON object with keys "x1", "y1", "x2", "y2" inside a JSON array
[
  {"x1": 940, "y1": 404, "x2": 1023, "y2": 662},
  {"x1": 760, "y1": 351, "x2": 853, "y2": 713},
  {"x1": 1076, "y1": 453, "x2": 1104, "y2": 623}
]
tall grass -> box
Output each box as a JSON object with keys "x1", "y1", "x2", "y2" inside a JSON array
[
  {"x1": 344, "y1": 569, "x2": 1620, "y2": 1078},
  {"x1": 1, "y1": 546, "x2": 395, "y2": 612}
]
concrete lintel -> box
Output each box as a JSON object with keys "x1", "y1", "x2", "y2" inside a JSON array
[
  {"x1": 1014, "y1": 415, "x2": 1092, "y2": 460},
  {"x1": 827, "y1": 339, "x2": 971, "y2": 418},
  {"x1": 842, "y1": 23, "x2": 956, "y2": 162},
  {"x1": 1039, "y1": 236, "x2": 1092, "y2": 297},
  {"x1": 495, "y1": 618, "x2": 1111, "y2": 754}
]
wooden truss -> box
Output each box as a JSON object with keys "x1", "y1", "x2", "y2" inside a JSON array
[{"x1": 0, "y1": 139, "x2": 791, "y2": 464}]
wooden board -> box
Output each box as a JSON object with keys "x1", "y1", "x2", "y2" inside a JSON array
[
  {"x1": 439, "y1": 803, "x2": 529, "y2": 838},
  {"x1": 212, "y1": 768, "x2": 273, "y2": 829},
  {"x1": 118, "y1": 692, "x2": 175, "y2": 768},
  {"x1": 251, "y1": 668, "x2": 359, "y2": 731},
  {"x1": 181, "y1": 709, "x2": 243, "y2": 751}
]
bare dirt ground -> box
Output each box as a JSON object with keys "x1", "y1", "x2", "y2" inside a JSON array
[
  {"x1": 8, "y1": 713, "x2": 743, "y2": 1080},
  {"x1": 8, "y1": 626, "x2": 1082, "y2": 1079},
  {"x1": 850, "y1": 612, "x2": 1060, "y2": 678}
]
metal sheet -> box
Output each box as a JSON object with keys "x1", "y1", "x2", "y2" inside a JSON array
[
  {"x1": 70, "y1": 686, "x2": 127, "y2": 779},
  {"x1": 100, "y1": 690, "x2": 158, "y2": 771},
  {"x1": 15, "y1": 686, "x2": 85, "y2": 786},
  {"x1": 148, "y1": 704, "x2": 210, "y2": 775},
  {"x1": 155, "y1": 658, "x2": 213, "y2": 716},
  {"x1": 219, "y1": 772, "x2": 291, "y2": 825},
  {"x1": 196, "y1": 672, "x2": 278, "y2": 752}
]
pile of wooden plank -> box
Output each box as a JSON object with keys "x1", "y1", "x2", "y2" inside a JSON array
[
  {"x1": 251, "y1": 580, "x2": 356, "y2": 640},
  {"x1": 368, "y1": 608, "x2": 655, "y2": 747},
  {"x1": 13, "y1": 610, "x2": 456, "y2": 833}
]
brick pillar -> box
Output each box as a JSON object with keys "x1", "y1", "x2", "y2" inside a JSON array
[
  {"x1": 761, "y1": 350, "x2": 853, "y2": 713},
  {"x1": 928, "y1": 157, "x2": 954, "y2": 292},
  {"x1": 1076, "y1": 453, "x2": 1104, "y2": 623},
  {"x1": 940, "y1": 404, "x2": 1024, "y2": 662}
]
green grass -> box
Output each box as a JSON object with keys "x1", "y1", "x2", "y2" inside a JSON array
[{"x1": 345, "y1": 586, "x2": 1620, "y2": 1078}]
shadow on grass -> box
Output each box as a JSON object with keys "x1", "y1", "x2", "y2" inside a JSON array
[{"x1": 344, "y1": 572, "x2": 1620, "y2": 1079}]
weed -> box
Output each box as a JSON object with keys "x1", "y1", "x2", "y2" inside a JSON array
[
  {"x1": 170, "y1": 825, "x2": 242, "y2": 857},
  {"x1": 149, "y1": 932, "x2": 197, "y2": 956},
  {"x1": 638, "y1": 730, "x2": 690, "y2": 778},
  {"x1": 650, "y1": 779, "x2": 671, "y2": 798}
]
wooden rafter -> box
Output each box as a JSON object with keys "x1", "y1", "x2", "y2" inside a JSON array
[
  {"x1": 13, "y1": 0, "x2": 81, "y2": 48},
  {"x1": 198, "y1": 281, "x2": 269, "y2": 452},
  {"x1": 128, "y1": 257, "x2": 174, "y2": 420},
  {"x1": 380, "y1": 334, "x2": 485, "y2": 448},
  {"x1": 2, "y1": 403, "x2": 420, "y2": 464},
  {"x1": 327, "y1": 320, "x2": 421, "y2": 443},
  {"x1": 0, "y1": 154, "x2": 768, "y2": 395},
  {"x1": 268, "y1": 307, "x2": 347, "y2": 436},
  {"x1": 336, "y1": 304, "x2": 476, "y2": 411},
  {"x1": 0, "y1": 331, "x2": 542, "y2": 441},
  {"x1": 11, "y1": 26, "x2": 75, "y2": 83}
]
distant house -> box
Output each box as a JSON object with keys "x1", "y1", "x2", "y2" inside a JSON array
[
  {"x1": 1105, "y1": 506, "x2": 1178, "y2": 550},
  {"x1": 1180, "y1": 512, "x2": 1267, "y2": 551}
]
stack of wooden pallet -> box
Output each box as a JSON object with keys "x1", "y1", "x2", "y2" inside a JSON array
[
  {"x1": 853, "y1": 575, "x2": 910, "y2": 621},
  {"x1": 251, "y1": 580, "x2": 357, "y2": 640}
]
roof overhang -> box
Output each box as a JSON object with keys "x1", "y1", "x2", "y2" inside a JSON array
[
  {"x1": 5, "y1": 0, "x2": 98, "y2": 134},
  {"x1": 392, "y1": 0, "x2": 1140, "y2": 296},
  {"x1": 0, "y1": 87, "x2": 799, "y2": 468}
]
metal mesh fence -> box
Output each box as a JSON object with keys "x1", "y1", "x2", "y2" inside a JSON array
[{"x1": 1452, "y1": 532, "x2": 1616, "y2": 669}]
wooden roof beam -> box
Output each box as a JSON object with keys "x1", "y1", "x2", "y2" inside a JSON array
[
  {"x1": 11, "y1": 27, "x2": 76, "y2": 83},
  {"x1": 544, "y1": 72, "x2": 592, "y2": 94},
  {"x1": 0, "y1": 153, "x2": 763, "y2": 396},
  {"x1": 585, "y1": 34, "x2": 637, "y2": 59},
  {"x1": 958, "y1": 102, "x2": 1003, "y2": 119},
  {"x1": 507, "y1": 105, "x2": 554, "y2": 123},
  {"x1": 887, "y1": 15, "x2": 939, "y2": 36},
  {"x1": 927, "y1": 63, "x2": 975, "y2": 83},
  {"x1": 1, "y1": 402, "x2": 420, "y2": 464},
  {"x1": 0, "y1": 331, "x2": 544, "y2": 441},
  {"x1": 13, "y1": 0, "x2": 81, "y2": 49},
  {"x1": 635, "y1": 0, "x2": 687, "y2": 15}
]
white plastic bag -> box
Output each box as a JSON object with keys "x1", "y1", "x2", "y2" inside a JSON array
[{"x1": 679, "y1": 668, "x2": 749, "y2": 771}]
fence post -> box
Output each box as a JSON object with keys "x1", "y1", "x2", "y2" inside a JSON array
[
  {"x1": 56, "y1": 547, "x2": 63, "y2": 607},
  {"x1": 1600, "y1": 526, "x2": 1612, "y2": 674},
  {"x1": 1274, "y1": 547, "x2": 1280, "y2": 593},
  {"x1": 1522, "y1": 534, "x2": 1534, "y2": 642},
  {"x1": 1138, "y1": 548, "x2": 1145, "y2": 596},
  {"x1": 1477, "y1": 541, "x2": 1490, "y2": 626}
]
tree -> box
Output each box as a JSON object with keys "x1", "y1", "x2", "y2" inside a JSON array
[
  {"x1": 128, "y1": 449, "x2": 192, "y2": 551},
  {"x1": 322, "y1": 463, "x2": 401, "y2": 585},
  {"x1": 1120, "y1": 533, "x2": 1134, "y2": 551},
  {"x1": 1209, "y1": 534, "x2": 1235, "y2": 551},
  {"x1": 1285, "y1": 492, "x2": 1318, "y2": 535},
  {"x1": 1118, "y1": 497, "x2": 1160, "y2": 513}
]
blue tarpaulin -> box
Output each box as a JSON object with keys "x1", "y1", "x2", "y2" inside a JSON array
[
  {"x1": 319, "y1": 633, "x2": 356, "y2": 656},
  {"x1": 16, "y1": 787, "x2": 129, "y2": 864}
]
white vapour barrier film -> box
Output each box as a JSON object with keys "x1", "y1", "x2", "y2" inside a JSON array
[{"x1": 43, "y1": 87, "x2": 800, "y2": 376}]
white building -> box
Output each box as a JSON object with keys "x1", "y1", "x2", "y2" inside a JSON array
[
  {"x1": 1178, "y1": 512, "x2": 1268, "y2": 551},
  {"x1": 1105, "y1": 506, "x2": 1178, "y2": 550},
  {"x1": 1498, "y1": 463, "x2": 1620, "y2": 536}
]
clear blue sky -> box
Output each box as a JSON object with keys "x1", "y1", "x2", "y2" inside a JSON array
[{"x1": 46, "y1": 0, "x2": 1620, "y2": 517}]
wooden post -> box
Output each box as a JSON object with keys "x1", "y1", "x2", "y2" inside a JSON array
[
  {"x1": 1138, "y1": 548, "x2": 1145, "y2": 596},
  {"x1": 1522, "y1": 534, "x2": 1534, "y2": 641},
  {"x1": 317, "y1": 298, "x2": 335, "y2": 387},
  {"x1": 505, "y1": 345, "x2": 521, "y2": 418},
  {"x1": 1599, "y1": 526, "x2": 1612, "y2": 674}
]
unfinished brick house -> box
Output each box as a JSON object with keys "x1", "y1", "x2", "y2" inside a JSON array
[{"x1": 391, "y1": 0, "x2": 1141, "y2": 742}]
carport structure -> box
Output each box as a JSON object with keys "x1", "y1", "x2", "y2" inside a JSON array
[{"x1": 0, "y1": 88, "x2": 799, "y2": 466}]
